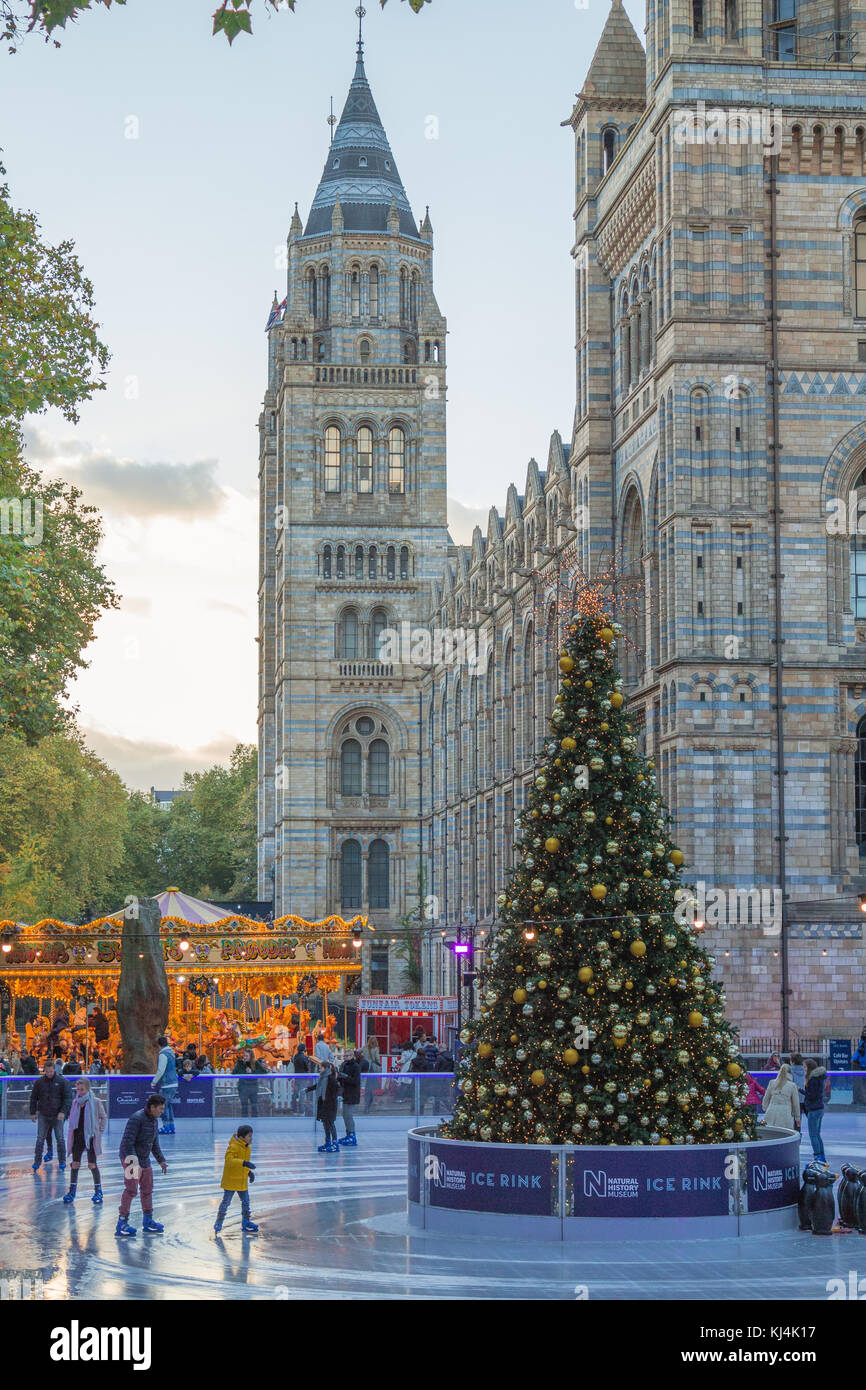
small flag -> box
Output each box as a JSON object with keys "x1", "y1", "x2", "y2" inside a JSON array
[{"x1": 265, "y1": 296, "x2": 287, "y2": 332}]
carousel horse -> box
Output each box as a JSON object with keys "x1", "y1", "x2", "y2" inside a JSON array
[{"x1": 323, "y1": 1013, "x2": 337, "y2": 1043}]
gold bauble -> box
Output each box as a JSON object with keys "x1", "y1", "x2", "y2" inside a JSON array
[
  {"x1": 545, "y1": 837, "x2": 561, "y2": 853},
  {"x1": 629, "y1": 939, "x2": 647, "y2": 958},
  {"x1": 726, "y1": 1062, "x2": 742, "y2": 1079},
  {"x1": 530, "y1": 1069, "x2": 546, "y2": 1087},
  {"x1": 513, "y1": 988, "x2": 527, "y2": 1004},
  {"x1": 670, "y1": 849, "x2": 684, "y2": 866},
  {"x1": 477, "y1": 1042, "x2": 493, "y2": 1058},
  {"x1": 590, "y1": 884, "x2": 607, "y2": 900},
  {"x1": 577, "y1": 966, "x2": 593, "y2": 983},
  {"x1": 599, "y1": 627, "x2": 614, "y2": 643},
  {"x1": 560, "y1": 737, "x2": 577, "y2": 752},
  {"x1": 559, "y1": 655, "x2": 574, "y2": 673},
  {"x1": 563, "y1": 1047, "x2": 579, "y2": 1066},
  {"x1": 687, "y1": 1011, "x2": 703, "y2": 1027},
  {"x1": 609, "y1": 692, "x2": 624, "y2": 708}
]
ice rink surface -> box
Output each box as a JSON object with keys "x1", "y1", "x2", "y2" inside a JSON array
[{"x1": 2, "y1": 1114, "x2": 866, "y2": 1300}]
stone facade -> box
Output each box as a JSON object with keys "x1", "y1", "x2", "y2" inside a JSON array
[{"x1": 414, "y1": 0, "x2": 866, "y2": 1042}]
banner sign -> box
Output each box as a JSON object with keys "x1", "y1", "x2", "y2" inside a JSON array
[
  {"x1": 424, "y1": 1140, "x2": 553, "y2": 1215},
  {"x1": 571, "y1": 1146, "x2": 731, "y2": 1217},
  {"x1": 358, "y1": 996, "x2": 457, "y2": 1013},
  {"x1": 108, "y1": 1077, "x2": 214, "y2": 1119},
  {"x1": 829, "y1": 1039, "x2": 852, "y2": 1070},
  {"x1": 745, "y1": 1136, "x2": 801, "y2": 1212}
]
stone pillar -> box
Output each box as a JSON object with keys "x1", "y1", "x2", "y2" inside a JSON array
[{"x1": 117, "y1": 898, "x2": 169, "y2": 1075}]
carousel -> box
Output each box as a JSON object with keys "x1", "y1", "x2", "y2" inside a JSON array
[{"x1": 0, "y1": 889, "x2": 367, "y2": 1070}]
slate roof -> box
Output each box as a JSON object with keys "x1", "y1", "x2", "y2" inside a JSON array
[{"x1": 581, "y1": 0, "x2": 646, "y2": 102}]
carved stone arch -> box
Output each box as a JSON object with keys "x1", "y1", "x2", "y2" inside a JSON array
[
  {"x1": 823, "y1": 425, "x2": 866, "y2": 643},
  {"x1": 619, "y1": 480, "x2": 647, "y2": 686},
  {"x1": 836, "y1": 189, "x2": 866, "y2": 316}
]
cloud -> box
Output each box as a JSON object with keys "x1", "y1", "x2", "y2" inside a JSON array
[
  {"x1": 22, "y1": 427, "x2": 229, "y2": 519},
  {"x1": 448, "y1": 497, "x2": 490, "y2": 547},
  {"x1": 206, "y1": 598, "x2": 250, "y2": 617},
  {"x1": 121, "y1": 596, "x2": 152, "y2": 617},
  {"x1": 80, "y1": 727, "x2": 251, "y2": 793}
]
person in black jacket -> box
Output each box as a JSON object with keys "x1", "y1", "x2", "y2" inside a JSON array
[
  {"x1": 307, "y1": 1061, "x2": 340, "y2": 1153},
  {"x1": 337, "y1": 1051, "x2": 363, "y2": 1146},
  {"x1": 91, "y1": 1008, "x2": 110, "y2": 1046},
  {"x1": 19, "y1": 1048, "x2": 38, "y2": 1076},
  {"x1": 291, "y1": 1044, "x2": 311, "y2": 1114},
  {"x1": 29, "y1": 1060, "x2": 71, "y2": 1171},
  {"x1": 233, "y1": 1048, "x2": 268, "y2": 1118},
  {"x1": 803, "y1": 1060, "x2": 829, "y2": 1163},
  {"x1": 116, "y1": 1094, "x2": 167, "y2": 1238}
]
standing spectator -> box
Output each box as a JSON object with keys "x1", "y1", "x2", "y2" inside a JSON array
[
  {"x1": 151, "y1": 1034, "x2": 179, "y2": 1135},
  {"x1": 62, "y1": 1051, "x2": 82, "y2": 1076},
  {"x1": 362, "y1": 1035, "x2": 380, "y2": 1114},
  {"x1": 338, "y1": 1050, "x2": 363, "y2": 1146},
  {"x1": 314, "y1": 1035, "x2": 333, "y2": 1065},
  {"x1": 90, "y1": 1053, "x2": 106, "y2": 1076},
  {"x1": 308, "y1": 1060, "x2": 340, "y2": 1152},
  {"x1": 433, "y1": 1047, "x2": 455, "y2": 1116},
  {"x1": 761, "y1": 1063, "x2": 800, "y2": 1131},
  {"x1": 7, "y1": 1049, "x2": 22, "y2": 1075},
  {"x1": 423, "y1": 1038, "x2": 439, "y2": 1069},
  {"x1": 766, "y1": 1051, "x2": 782, "y2": 1072},
  {"x1": 30, "y1": 1059, "x2": 71, "y2": 1172},
  {"x1": 803, "y1": 1059, "x2": 829, "y2": 1163},
  {"x1": 116, "y1": 1094, "x2": 167, "y2": 1238},
  {"x1": 291, "y1": 1044, "x2": 311, "y2": 1114},
  {"x1": 19, "y1": 1047, "x2": 38, "y2": 1075},
  {"x1": 213, "y1": 1125, "x2": 258, "y2": 1235},
  {"x1": 233, "y1": 1047, "x2": 267, "y2": 1118},
  {"x1": 62, "y1": 1077, "x2": 107, "y2": 1205},
  {"x1": 852, "y1": 1028, "x2": 866, "y2": 1106},
  {"x1": 195, "y1": 1054, "x2": 214, "y2": 1075}
]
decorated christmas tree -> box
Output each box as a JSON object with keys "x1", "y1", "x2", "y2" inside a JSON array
[{"x1": 446, "y1": 592, "x2": 754, "y2": 1147}]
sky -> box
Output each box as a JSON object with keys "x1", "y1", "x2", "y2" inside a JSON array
[{"x1": 0, "y1": 0, "x2": 645, "y2": 789}]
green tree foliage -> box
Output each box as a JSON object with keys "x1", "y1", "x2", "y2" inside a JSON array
[
  {"x1": 1, "y1": 0, "x2": 431, "y2": 52},
  {"x1": 0, "y1": 166, "x2": 117, "y2": 743},
  {"x1": 447, "y1": 597, "x2": 755, "y2": 1147},
  {"x1": 0, "y1": 729, "x2": 126, "y2": 922}
]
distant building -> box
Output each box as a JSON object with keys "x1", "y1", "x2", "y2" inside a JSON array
[{"x1": 150, "y1": 788, "x2": 180, "y2": 810}]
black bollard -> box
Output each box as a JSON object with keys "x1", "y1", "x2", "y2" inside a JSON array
[
  {"x1": 811, "y1": 1168, "x2": 838, "y2": 1235},
  {"x1": 798, "y1": 1164, "x2": 818, "y2": 1231}
]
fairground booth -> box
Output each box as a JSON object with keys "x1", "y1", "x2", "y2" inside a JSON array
[
  {"x1": 0, "y1": 888, "x2": 366, "y2": 1068},
  {"x1": 357, "y1": 994, "x2": 458, "y2": 1070}
]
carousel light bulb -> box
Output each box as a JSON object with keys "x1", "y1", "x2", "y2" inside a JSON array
[
  {"x1": 177, "y1": 975, "x2": 187, "y2": 983},
  {"x1": 524, "y1": 928, "x2": 536, "y2": 941},
  {"x1": 1, "y1": 942, "x2": 11, "y2": 953},
  {"x1": 179, "y1": 939, "x2": 190, "y2": 952}
]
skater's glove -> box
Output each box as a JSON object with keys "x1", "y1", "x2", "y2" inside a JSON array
[
  {"x1": 242, "y1": 1160, "x2": 256, "y2": 1169},
  {"x1": 248, "y1": 1172, "x2": 255, "y2": 1184}
]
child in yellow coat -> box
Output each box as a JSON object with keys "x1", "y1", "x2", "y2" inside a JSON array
[{"x1": 214, "y1": 1125, "x2": 258, "y2": 1235}]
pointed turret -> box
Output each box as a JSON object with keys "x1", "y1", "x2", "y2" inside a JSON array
[
  {"x1": 289, "y1": 202, "x2": 303, "y2": 239},
  {"x1": 304, "y1": 41, "x2": 419, "y2": 238},
  {"x1": 420, "y1": 205, "x2": 433, "y2": 242},
  {"x1": 580, "y1": 0, "x2": 645, "y2": 103},
  {"x1": 331, "y1": 195, "x2": 344, "y2": 233}
]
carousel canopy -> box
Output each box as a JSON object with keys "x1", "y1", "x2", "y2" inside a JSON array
[{"x1": 110, "y1": 888, "x2": 234, "y2": 925}]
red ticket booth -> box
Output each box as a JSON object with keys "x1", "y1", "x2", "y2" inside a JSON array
[{"x1": 356, "y1": 995, "x2": 458, "y2": 1072}]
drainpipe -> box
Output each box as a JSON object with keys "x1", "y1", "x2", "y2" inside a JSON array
[{"x1": 767, "y1": 152, "x2": 790, "y2": 1050}]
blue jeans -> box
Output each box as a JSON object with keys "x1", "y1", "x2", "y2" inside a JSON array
[
  {"x1": 216, "y1": 1188, "x2": 251, "y2": 1224},
  {"x1": 158, "y1": 1084, "x2": 177, "y2": 1124},
  {"x1": 807, "y1": 1109, "x2": 825, "y2": 1162}
]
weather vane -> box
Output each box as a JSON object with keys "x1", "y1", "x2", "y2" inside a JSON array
[
  {"x1": 356, "y1": 4, "x2": 366, "y2": 57},
  {"x1": 328, "y1": 95, "x2": 336, "y2": 143}
]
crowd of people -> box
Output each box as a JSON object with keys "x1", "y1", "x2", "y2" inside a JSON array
[{"x1": 741, "y1": 1052, "x2": 833, "y2": 1163}]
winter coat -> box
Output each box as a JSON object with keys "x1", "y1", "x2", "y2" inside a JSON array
[
  {"x1": 362, "y1": 1042, "x2": 381, "y2": 1072},
  {"x1": 119, "y1": 1107, "x2": 166, "y2": 1169},
  {"x1": 314, "y1": 1040, "x2": 333, "y2": 1064},
  {"x1": 92, "y1": 1013, "x2": 110, "y2": 1044},
  {"x1": 853, "y1": 1039, "x2": 866, "y2": 1069},
  {"x1": 803, "y1": 1066, "x2": 829, "y2": 1114},
  {"x1": 152, "y1": 1044, "x2": 178, "y2": 1090},
  {"x1": 29, "y1": 1074, "x2": 71, "y2": 1119},
  {"x1": 291, "y1": 1052, "x2": 311, "y2": 1073},
  {"x1": 434, "y1": 1052, "x2": 455, "y2": 1073},
  {"x1": 761, "y1": 1079, "x2": 800, "y2": 1128},
  {"x1": 307, "y1": 1069, "x2": 339, "y2": 1123},
  {"x1": 339, "y1": 1057, "x2": 361, "y2": 1106},
  {"x1": 62, "y1": 1060, "x2": 82, "y2": 1075},
  {"x1": 220, "y1": 1133, "x2": 253, "y2": 1192},
  {"x1": 790, "y1": 1063, "x2": 806, "y2": 1100},
  {"x1": 233, "y1": 1057, "x2": 267, "y2": 1098},
  {"x1": 66, "y1": 1091, "x2": 107, "y2": 1157},
  {"x1": 423, "y1": 1044, "x2": 439, "y2": 1068},
  {"x1": 745, "y1": 1075, "x2": 765, "y2": 1107},
  {"x1": 19, "y1": 1053, "x2": 38, "y2": 1075}
]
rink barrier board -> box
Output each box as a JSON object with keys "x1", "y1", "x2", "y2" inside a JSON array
[{"x1": 407, "y1": 1126, "x2": 802, "y2": 1241}]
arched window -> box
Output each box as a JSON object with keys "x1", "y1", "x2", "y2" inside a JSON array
[
  {"x1": 399, "y1": 267, "x2": 408, "y2": 321},
  {"x1": 359, "y1": 339, "x2": 371, "y2": 364},
  {"x1": 369, "y1": 839, "x2": 390, "y2": 908},
  {"x1": 350, "y1": 266, "x2": 361, "y2": 319},
  {"x1": 368, "y1": 545, "x2": 377, "y2": 580},
  {"x1": 340, "y1": 840, "x2": 362, "y2": 909},
  {"x1": 856, "y1": 715, "x2": 866, "y2": 855},
  {"x1": 357, "y1": 426, "x2": 373, "y2": 494},
  {"x1": 369, "y1": 740, "x2": 390, "y2": 796},
  {"x1": 323, "y1": 545, "x2": 332, "y2": 579},
  {"x1": 307, "y1": 268, "x2": 317, "y2": 317},
  {"x1": 692, "y1": 0, "x2": 705, "y2": 38},
  {"x1": 318, "y1": 267, "x2": 330, "y2": 322},
  {"x1": 340, "y1": 609, "x2": 359, "y2": 659},
  {"x1": 340, "y1": 740, "x2": 362, "y2": 796},
  {"x1": 485, "y1": 661, "x2": 495, "y2": 781},
  {"x1": 400, "y1": 545, "x2": 409, "y2": 580},
  {"x1": 389, "y1": 427, "x2": 406, "y2": 494},
  {"x1": 724, "y1": 0, "x2": 738, "y2": 40},
  {"x1": 369, "y1": 265, "x2": 380, "y2": 319},
  {"x1": 355, "y1": 545, "x2": 364, "y2": 581},
  {"x1": 410, "y1": 271, "x2": 420, "y2": 323},
  {"x1": 502, "y1": 639, "x2": 513, "y2": 770},
  {"x1": 602, "y1": 128, "x2": 616, "y2": 174},
  {"x1": 387, "y1": 546, "x2": 396, "y2": 580},
  {"x1": 851, "y1": 469, "x2": 866, "y2": 616},
  {"x1": 522, "y1": 623, "x2": 535, "y2": 760},
  {"x1": 370, "y1": 607, "x2": 389, "y2": 658},
  {"x1": 469, "y1": 677, "x2": 478, "y2": 783},
  {"x1": 855, "y1": 215, "x2": 866, "y2": 319},
  {"x1": 336, "y1": 545, "x2": 346, "y2": 580},
  {"x1": 324, "y1": 426, "x2": 341, "y2": 493}
]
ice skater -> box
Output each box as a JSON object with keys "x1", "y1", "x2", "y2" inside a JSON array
[
  {"x1": 116, "y1": 1093, "x2": 168, "y2": 1237},
  {"x1": 30, "y1": 1059, "x2": 71, "y2": 1172},
  {"x1": 213, "y1": 1125, "x2": 259, "y2": 1235},
  {"x1": 61, "y1": 1078, "x2": 107, "y2": 1205},
  {"x1": 308, "y1": 1059, "x2": 340, "y2": 1152}
]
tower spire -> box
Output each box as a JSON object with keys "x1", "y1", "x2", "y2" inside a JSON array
[{"x1": 356, "y1": 4, "x2": 366, "y2": 60}]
